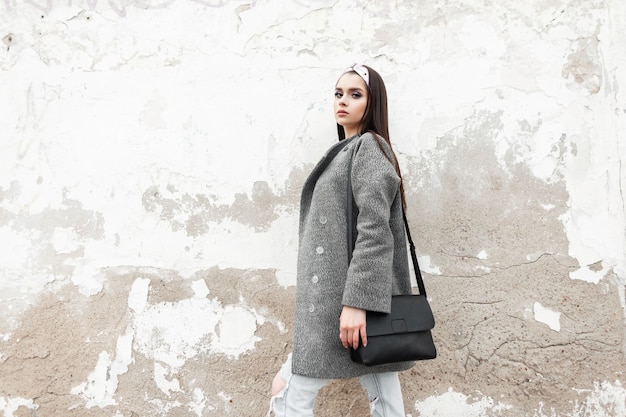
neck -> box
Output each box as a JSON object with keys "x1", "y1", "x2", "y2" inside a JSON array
[{"x1": 344, "y1": 127, "x2": 359, "y2": 138}]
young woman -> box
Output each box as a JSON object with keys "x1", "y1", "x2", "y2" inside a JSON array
[{"x1": 268, "y1": 64, "x2": 414, "y2": 416}]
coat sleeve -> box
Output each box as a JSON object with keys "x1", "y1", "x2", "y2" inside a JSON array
[{"x1": 341, "y1": 133, "x2": 400, "y2": 313}]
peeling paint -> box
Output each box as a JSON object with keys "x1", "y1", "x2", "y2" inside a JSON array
[
  {"x1": 0, "y1": 397, "x2": 37, "y2": 417},
  {"x1": 570, "y1": 381, "x2": 626, "y2": 417},
  {"x1": 141, "y1": 178, "x2": 296, "y2": 235},
  {"x1": 570, "y1": 262, "x2": 611, "y2": 284},
  {"x1": 188, "y1": 387, "x2": 209, "y2": 416},
  {"x1": 0, "y1": 0, "x2": 625, "y2": 416},
  {"x1": 533, "y1": 302, "x2": 561, "y2": 332},
  {"x1": 131, "y1": 295, "x2": 262, "y2": 372},
  {"x1": 562, "y1": 34, "x2": 602, "y2": 95},
  {"x1": 418, "y1": 255, "x2": 442, "y2": 275},
  {"x1": 71, "y1": 326, "x2": 134, "y2": 408},
  {"x1": 154, "y1": 361, "x2": 182, "y2": 396},
  {"x1": 414, "y1": 388, "x2": 512, "y2": 416},
  {"x1": 128, "y1": 277, "x2": 150, "y2": 313},
  {"x1": 415, "y1": 381, "x2": 626, "y2": 417}
]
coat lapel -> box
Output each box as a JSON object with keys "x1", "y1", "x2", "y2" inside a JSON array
[{"x1": 299, "y1": 137, "x2": 355, "y2": 228}]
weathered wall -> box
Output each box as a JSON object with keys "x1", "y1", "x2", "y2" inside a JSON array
[{"x1": 1, "y1": 0, "x2": 625, "y2": 416}]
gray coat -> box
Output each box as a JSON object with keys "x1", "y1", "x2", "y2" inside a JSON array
[{"x1": 291, "y1": 132, "x2": 415, "y2": 379}]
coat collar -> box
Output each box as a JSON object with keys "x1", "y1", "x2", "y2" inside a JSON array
[
  {"x1": 301, "y1": 136, "x2": 357, "y2": 199},
  {"x1": 298, "y1": 135, "x2": 358, "y2": 228}
]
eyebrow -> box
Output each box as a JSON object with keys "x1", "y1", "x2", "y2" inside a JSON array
[{"x1": 335, "y1": 87, "x2": 365, "y2": 92}]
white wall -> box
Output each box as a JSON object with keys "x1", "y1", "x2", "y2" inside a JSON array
[{"x1": 1, "y1": 1, "x2": 625, "y2": 416}]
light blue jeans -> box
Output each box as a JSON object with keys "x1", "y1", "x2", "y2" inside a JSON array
[{"x1": 267, "y1": 354, "x2": 406, "y2": 417}]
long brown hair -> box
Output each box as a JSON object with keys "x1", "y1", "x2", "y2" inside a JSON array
[{"x1": 337, "y1": 65, "x2": 407, "y2": 208}]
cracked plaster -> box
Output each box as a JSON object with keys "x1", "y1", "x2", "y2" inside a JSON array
[{"x1": 1, "y1": 0, "x2": 626, "y2": 416}]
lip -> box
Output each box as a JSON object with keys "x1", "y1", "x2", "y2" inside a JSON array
[{"x1": 337, "y1": 110, "x2": 348, "y2": 115}]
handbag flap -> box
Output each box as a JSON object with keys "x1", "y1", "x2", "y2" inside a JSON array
[{"x1": 365, "y1": 295, "x2": 435, "y2": 337}]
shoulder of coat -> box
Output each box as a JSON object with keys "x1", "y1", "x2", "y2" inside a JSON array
[
  {"x1": 358, "y1": 131, "x2": 378, "y2": 143},
  {"x1": 359, "y1": 131, "x2": 389, "y2": 148},
  {"x1": 356, "y1": 132, "x2": 395, "y2": 161}
]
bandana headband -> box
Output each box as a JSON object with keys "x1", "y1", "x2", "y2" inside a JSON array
[{"x1": 342, "y1": 63, "x2": 370, "y2": 87}]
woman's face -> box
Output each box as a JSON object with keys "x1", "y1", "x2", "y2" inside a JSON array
[{"x1": 334, "y1": 72, "x2": 368, "y2": 138}]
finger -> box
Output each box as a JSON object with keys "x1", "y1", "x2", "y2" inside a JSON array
[
  {"x1": 340, "y1": 331, "x2": 348, "y2": 349},
  {"x1": 351, "y1": 329, "x2": 360, "y2": 350},
  {"x1": 361, "y1": 326, "x2": 368, "y2": 347}
]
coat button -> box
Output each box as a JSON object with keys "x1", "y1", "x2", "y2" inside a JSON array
[
  {"x1": 311, "y1": 275, "x2": 319, "y2": 283},
  {"x1": 319, "y1": 215, "x2": 327, "y2": 225},
  {"x1": 309, "y1": 304, "x2": 315, "y2": 313},
  {"x1": 343, "y1": 147, "x2": 349, "y2": 152},
  {"x1": 316, "y1": 246, "x2": 324, "y2": 255}
]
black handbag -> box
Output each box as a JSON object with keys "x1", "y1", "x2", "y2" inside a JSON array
[{"x1": 346, "y1": 142, "x2": 437, "y2": 366}]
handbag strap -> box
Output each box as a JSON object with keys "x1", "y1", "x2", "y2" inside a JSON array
[{"x1": 346, "y1": 142, "x2": 428, "y2": 297}]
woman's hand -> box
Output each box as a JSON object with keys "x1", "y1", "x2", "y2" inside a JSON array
[{"x1": 339, "y1": 306, "x2": 367, "y2": 350}]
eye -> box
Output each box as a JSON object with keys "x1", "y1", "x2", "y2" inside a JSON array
[
  {"x1": 351, "y1": 92, "x2": 362, "y2": 98},
  {"x1": 334, "y1": 91, "x2": 342, "y2": 98}
]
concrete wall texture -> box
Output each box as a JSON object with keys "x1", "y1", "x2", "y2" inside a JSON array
[{"x1": 1, "y1": 0, "x2": 625, "y2": 416}]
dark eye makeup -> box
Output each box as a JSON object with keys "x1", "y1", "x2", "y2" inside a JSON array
[{"x1": 334, "y1": 89, "x2": 364, "y2": 99}]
